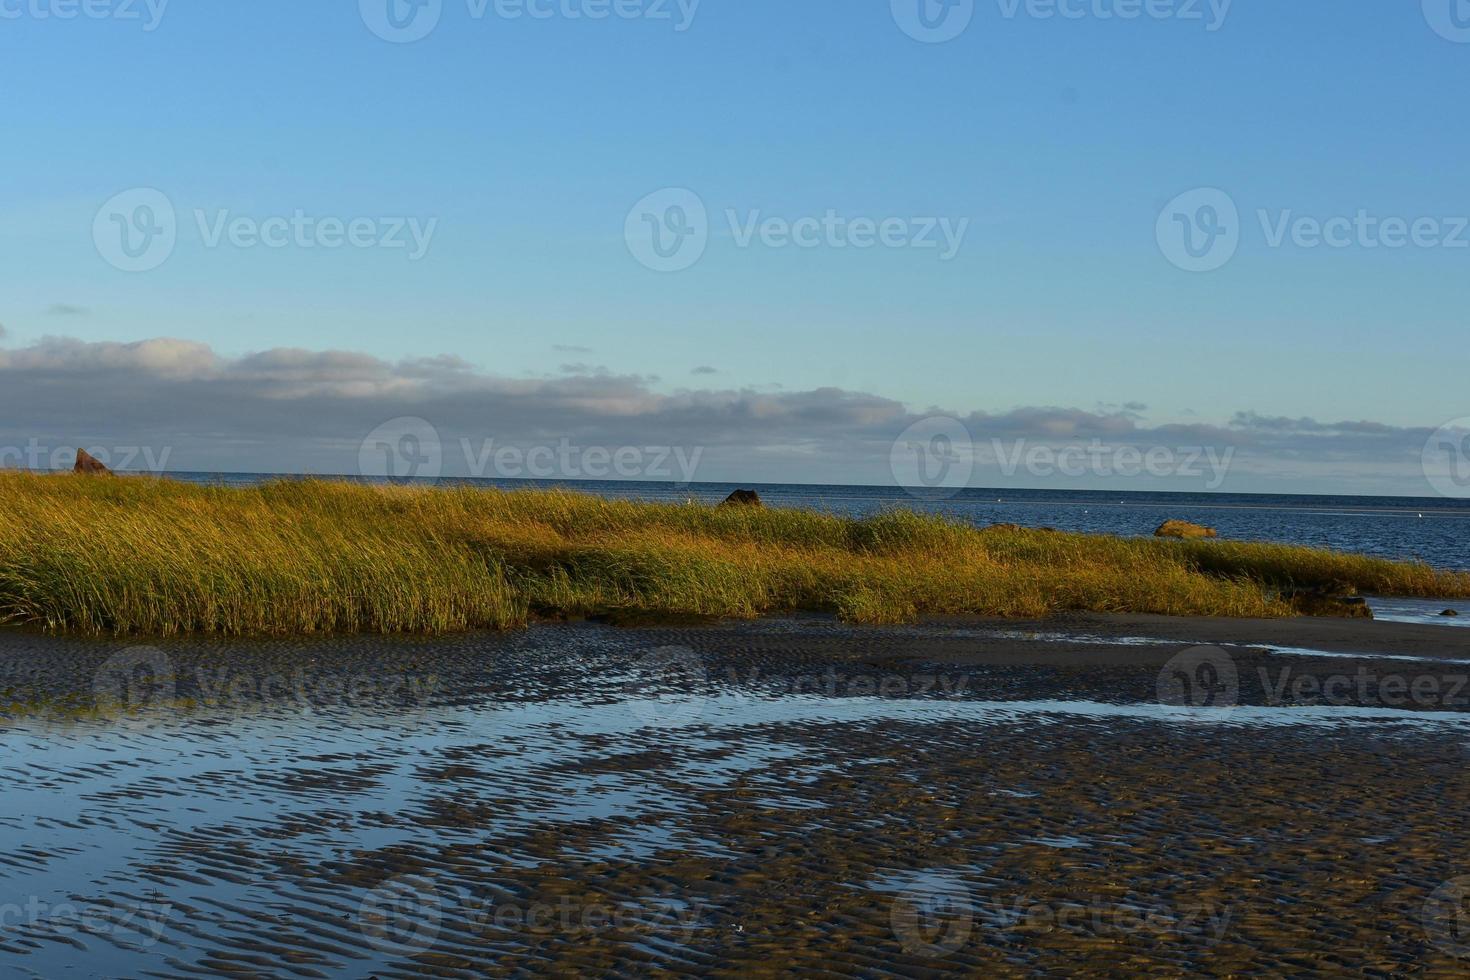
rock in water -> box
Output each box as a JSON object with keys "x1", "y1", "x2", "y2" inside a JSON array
[
  {"x1": 1442, "y1": 609, "x2": 1460, "y2": 617},
  {"x1": 1154, "y1": 520, "x2": 1218, "y2": 539},
  {"x1": 720, "y1": 489, "x2": 763, "y2": 508},
  {"x1": 74, "y1": 449, "x2": 114, "y2": 476}
]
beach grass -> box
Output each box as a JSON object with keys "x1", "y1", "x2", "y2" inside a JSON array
[{"x1": 0, "y1": 472, "x2": 1466, "y2": 636}]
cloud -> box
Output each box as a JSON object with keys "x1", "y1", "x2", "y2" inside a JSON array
[
  {"x1": 0, "y1": 334, "x2": 1444, "y2": 493},
  {"x1": 692, "y1": 366, "x2": 718, "y2": 375},
  {"x1": 553, "y1": 344, "x2": 593, "y2": 354},
  {"x1": 45, "y1": 304, "x2": 90, "y2": 317}
]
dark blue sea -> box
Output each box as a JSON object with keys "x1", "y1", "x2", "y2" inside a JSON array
[{"x1": 169, "y1": 473, "x2": 1470, "y2": 573}]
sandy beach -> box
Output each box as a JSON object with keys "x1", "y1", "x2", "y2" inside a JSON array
[{"x1": 3, "y1": 613, "x2": 1469, "y2": 975}]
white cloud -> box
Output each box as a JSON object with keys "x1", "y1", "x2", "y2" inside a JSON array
[{"x1": 0, "y1": 334, "x2": 1441, "y2": 493}]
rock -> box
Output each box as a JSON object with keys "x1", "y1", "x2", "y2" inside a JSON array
[
  {"x1": 1283, "y1": 590, "x2": 1373, "y2": 620},
  {"x1": 73, "y1": 449, "x2": 113, "y2": 476},
  {"x1": 720, "y1": 489, "x2": 762, "y2": 508},
  {"x1": 1442, "y1": 609, "x2": 1460, "y2": 617},
  {"x1": 1154, "y1": 520, "x2": 1217, "y2": 540}
]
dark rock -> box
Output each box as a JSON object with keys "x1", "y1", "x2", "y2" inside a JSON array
[
  {"x1": 73, "y1": 449, "x2": 113, "y2": 476},
  {"x1": 1283, "y1": 589, "x2": 1373, "y2": 620},
  {"x1": 720, "y1": 489, "x2": 763, "y2": 508},
  {"x1": 1154, "y1": 520, "x2": 1217, "y2": 539},
  {"x1": 1442, "y1": 609, "x2": 1460, "y2": 617}
]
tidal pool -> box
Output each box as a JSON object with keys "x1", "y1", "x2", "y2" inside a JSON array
[{"x1": 3, "y1": 620, "x2": 1469, "y2": 976}]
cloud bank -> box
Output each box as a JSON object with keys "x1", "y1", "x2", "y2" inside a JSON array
[{"x1": 0, "y1": 334, "x2": 1449, "y2": 495}]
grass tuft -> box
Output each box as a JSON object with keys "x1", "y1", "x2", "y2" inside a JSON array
[{"x1": 0, "y1": 472, "x2": 1465, "y2": 636}]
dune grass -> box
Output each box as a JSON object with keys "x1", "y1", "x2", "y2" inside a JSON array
[{"x1": 0, "y1": 472, "x2": 1465, "y2": 637}]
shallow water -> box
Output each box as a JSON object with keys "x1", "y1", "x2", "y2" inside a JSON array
[{"x1": 4, "y1": 621, "x2": 1470, "y2": 975}]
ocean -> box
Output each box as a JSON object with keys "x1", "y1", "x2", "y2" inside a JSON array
[{"x1": 170, "y1": 474, "x2": 1470, "y2": 572}]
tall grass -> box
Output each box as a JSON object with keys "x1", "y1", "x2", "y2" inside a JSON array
[{"x1": 0, "y1": 472, "x2": 1465, "y2": 636}]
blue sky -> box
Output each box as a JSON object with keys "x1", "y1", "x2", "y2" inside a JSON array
[{"x1": 1, "y1": 1, "x2": 1468, "y2": 490}]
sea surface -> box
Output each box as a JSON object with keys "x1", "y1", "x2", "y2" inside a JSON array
[{"x1": 172, "y1": 473, "x2": 1470, "y2": 571}]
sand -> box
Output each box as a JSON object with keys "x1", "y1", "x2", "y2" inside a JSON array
[{"x1": 2, "y1": 615, "x2": 1469, "y2": 975}]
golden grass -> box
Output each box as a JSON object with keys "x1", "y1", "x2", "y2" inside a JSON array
[{"x1": 0, "y1": 472, "x2": 1465, "y2": 636}]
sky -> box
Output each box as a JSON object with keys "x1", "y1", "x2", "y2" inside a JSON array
[{"x1": 1, "y1": 1, "x2": 1468, "y2": 494}]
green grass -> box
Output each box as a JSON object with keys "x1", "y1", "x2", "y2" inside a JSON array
[{"x1": 0, "y1": 472, "x2": 1465, "y2": 636}]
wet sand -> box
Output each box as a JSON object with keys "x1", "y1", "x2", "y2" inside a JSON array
[{"x1": 3, "y1": 615, "x2": 1470, "y2": 976}]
